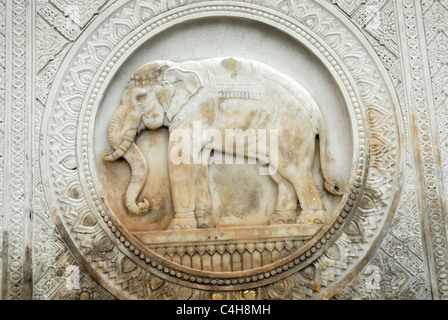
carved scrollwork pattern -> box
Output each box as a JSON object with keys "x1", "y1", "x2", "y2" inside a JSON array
[
  {"x1": 36, "y1": 0, "x2": 403, "y2": 300},
  {"x1": 32, "y1": 0, "x2": 118, "y2": 300},
  {"x1": 0, "y1": 0, "x2": 5, "y2": 297},
  {"x1": 1, "y1": 0, "x2": 446, "y2": 300},
  {"x1": 331, "y1": 0, "x2": 448, "y2": 300},
  {"x1": 420, "y1": 0, "x2": 448, "y2": 300},
  {"x1": 328, "y1": 0, "x2": 431, "y2": 300}
]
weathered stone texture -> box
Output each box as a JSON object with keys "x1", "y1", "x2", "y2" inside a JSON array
[{"x1": 0, "y1": 0, "x2": 446, "y2": 300}]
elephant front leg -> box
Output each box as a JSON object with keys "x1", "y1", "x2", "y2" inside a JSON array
[{"x1": 167, "y1": 142, "x2": 198, "y2": 230}]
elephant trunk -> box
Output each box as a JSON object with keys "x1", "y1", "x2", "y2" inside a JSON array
[
  {"x1": 104, "y1": 103, "x2": 150, "y2": 216},
  {"x1": 122, "y1": 142, "x2": 150, "y2": 216}
]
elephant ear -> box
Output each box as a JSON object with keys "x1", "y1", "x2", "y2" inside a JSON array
[{"x1": 162, "y1": 67, "x2": 203, "y2": 121}]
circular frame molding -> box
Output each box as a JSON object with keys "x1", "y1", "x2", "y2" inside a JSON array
[{"x1": 41, "y1": 0, "x2": 404, "y2": 300}]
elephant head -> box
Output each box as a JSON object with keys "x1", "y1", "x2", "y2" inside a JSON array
[{"x1": 103, "y1": 61, "x2": 203, "y2": 216}]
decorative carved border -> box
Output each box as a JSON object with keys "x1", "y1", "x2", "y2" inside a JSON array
[
  {"x1": 31, "y1": 0, "x2": 118, "y2": 301},
  {"x1": 1, "y1": 0, "x2": 32, "y2": 300},
  {"x1": 396, "y1": 0, "x2": 448, "y2": 300},
  {"x1": 0, "y1": 0, "x2": 5, "y2": 298},
  {"x1": 329, "y1": 0, "x2": 448, "y2": 300},
  {"x1": 39, "y1": 0, "x2": 403, "y2": 299},
  {"x1": 327, "y1": 0, "x2": 432, "y2": 300},
  {"x1": 84, "y1": 3, "x2": 368, "y2": 288}
]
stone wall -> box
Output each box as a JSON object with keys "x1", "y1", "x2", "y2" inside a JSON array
[{"x1": 0, "y1": 0, "x2": 446, "y2": 300}]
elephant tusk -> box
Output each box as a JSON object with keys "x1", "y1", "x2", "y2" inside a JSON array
[{"x1": 136, "y1": 116, "x2": 147, "y2": 135}]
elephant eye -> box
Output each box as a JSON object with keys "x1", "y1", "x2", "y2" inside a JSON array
[{"x1": 136, "y1": 93, "x2": 147, "y2": 102}]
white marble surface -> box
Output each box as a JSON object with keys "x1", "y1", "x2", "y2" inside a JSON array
[{"x1": 0, "y1": 0, "x2": 446, "y2": 300}]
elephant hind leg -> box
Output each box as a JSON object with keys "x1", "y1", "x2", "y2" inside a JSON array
[
  {"x1": 269, "y1": 171, "x2": 298, "y2": 225},
  {"x1": 282, "y1": 160, "x2": 327, "y2": 225},
  {"x1": 295, "y1": 169, "x2": 326, "y2": 224}
]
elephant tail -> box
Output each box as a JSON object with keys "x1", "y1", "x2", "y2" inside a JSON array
[{"x1": 317, "y1": 115, "x2": 345, "y2": 197}]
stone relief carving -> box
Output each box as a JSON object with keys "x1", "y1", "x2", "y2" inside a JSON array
[
  {"x1": 38, "y1": 0, "x2": 405, "y2": 300},
  {"x1": 104, "y1": 57, "x2": 344, "y2": 231},
  {"x1": 421, "y1": 0, "x2": 448, "y2": 300},
  {"x1": 1, "y1": 0, "x2": 446, "y2": 300},
  {"x1": 328, "y1": 0, "x2": 432, "y2": 300}
]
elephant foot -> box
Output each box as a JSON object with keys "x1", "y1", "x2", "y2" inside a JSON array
[
  {"x1": 195, "y1": 210, "x2": 215, "y2": 229},
  {"x1": 167, "y1": 212, "x2": 197, "y2": 230},
  {"x1": 297, "y1": 209, "x2": 327, "y2": 225},
  {"x1": 270, "y1": 210, "x2": 297, "y2": 225}
]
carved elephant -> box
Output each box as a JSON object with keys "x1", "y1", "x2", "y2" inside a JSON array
[{"x1": 104, "y1": 57, "x2": 344, "y2": 230}]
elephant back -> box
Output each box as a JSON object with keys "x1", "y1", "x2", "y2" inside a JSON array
[{"x1": 206, "y1": 57, "x2": 264, "y2": 100}]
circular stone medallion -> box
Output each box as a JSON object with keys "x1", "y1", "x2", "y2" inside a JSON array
[{"x1": 41, "y1": 0, "x2": 404, "y2": 300}]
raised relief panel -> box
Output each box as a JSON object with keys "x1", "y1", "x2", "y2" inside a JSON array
[
  {"x1": 99, "y1": 56, "x2": 346, "y2": 274},
  {"x1": 38, "y1": 0, "x2": 406, "y2": 299}
]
